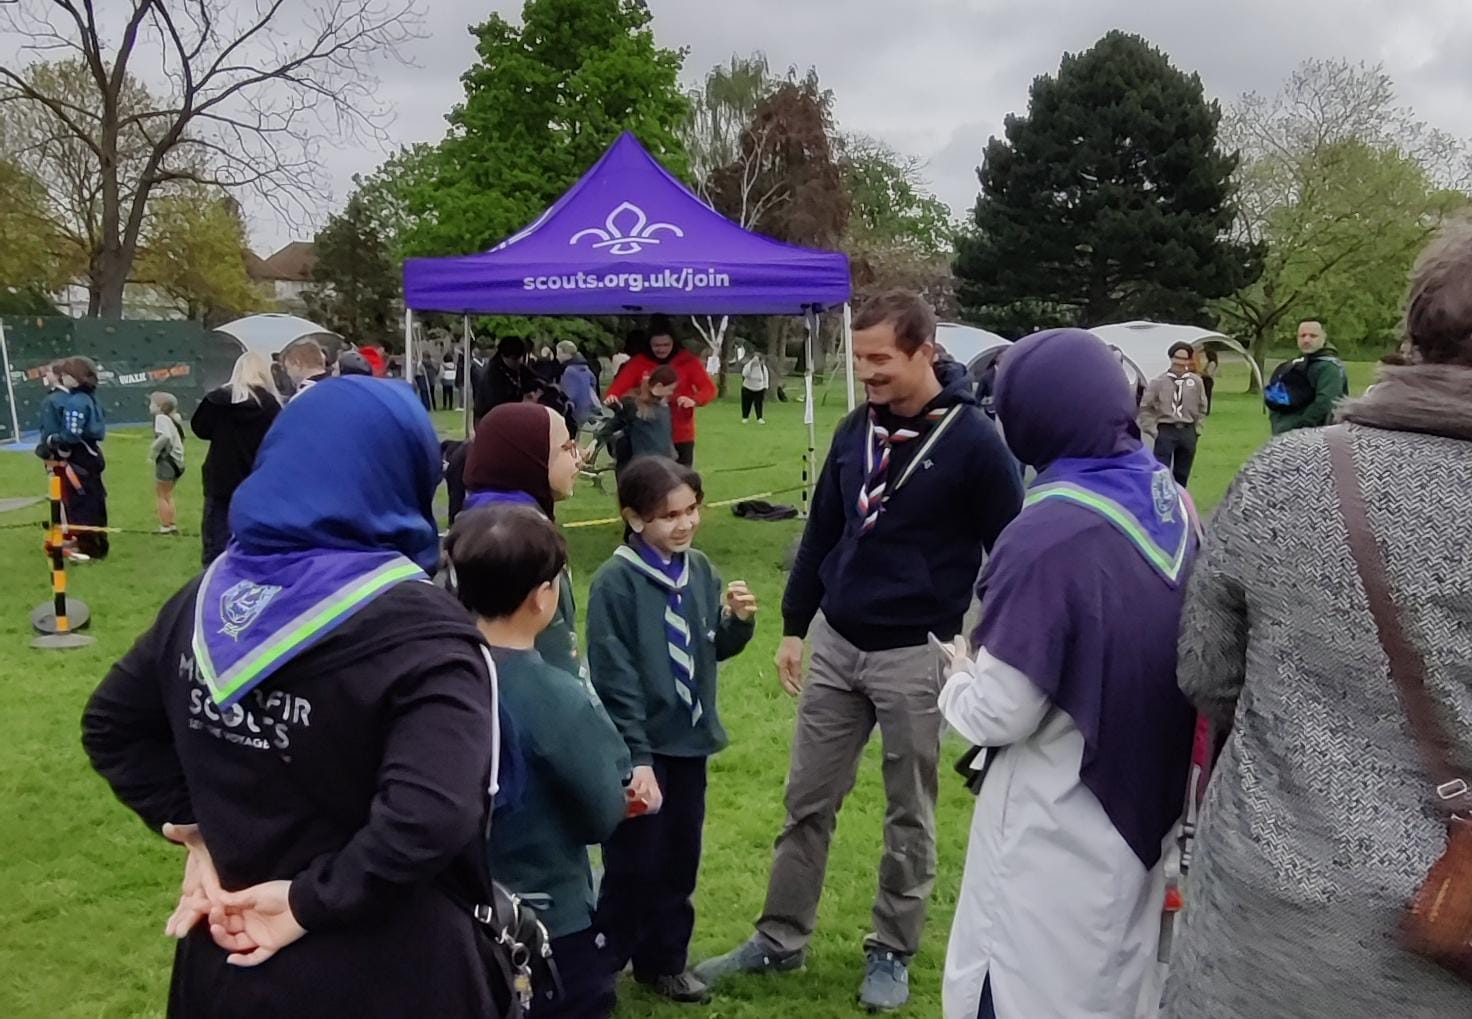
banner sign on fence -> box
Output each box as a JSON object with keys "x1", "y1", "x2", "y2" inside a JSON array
[{"x1": 1, "y1": 317, "x2": 241, "y2": 444}]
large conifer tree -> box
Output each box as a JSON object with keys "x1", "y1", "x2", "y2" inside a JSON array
[{"x1": 955, "y1": 31, "x2": 1260, "y2": 332}]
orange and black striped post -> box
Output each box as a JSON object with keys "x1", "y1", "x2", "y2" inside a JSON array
[
  {"x1": 47, "y1": 468, "x2": 71, "y2": 632},
  {"x1": 32, "y1": 464, "x2": 94, "y2": 649}
]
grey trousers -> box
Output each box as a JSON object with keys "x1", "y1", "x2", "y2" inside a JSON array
[{"x1": 756, "y1": 616, "x2": 943, "y2": 959}]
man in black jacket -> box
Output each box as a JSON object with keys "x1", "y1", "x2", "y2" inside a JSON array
[
  {"x1": 695, "y1": 291, "x2": 1023, "y2": 1010},
  {"x1": 473, "y1": 337, "x2": 536, "y2": 423}
]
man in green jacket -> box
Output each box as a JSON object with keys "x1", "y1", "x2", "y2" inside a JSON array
[{"x1": 1268, "y1": 319, "x2": 1350, "y2": 435}]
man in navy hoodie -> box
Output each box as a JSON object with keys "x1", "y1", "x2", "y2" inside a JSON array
[{"x1": 696, "y1": 291, "x2": 1023, "y2": 1010}]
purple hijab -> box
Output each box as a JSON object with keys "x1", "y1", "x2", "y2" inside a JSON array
[{"x1": 973, "y1": 328, "x2": 1195, "y2": 867}]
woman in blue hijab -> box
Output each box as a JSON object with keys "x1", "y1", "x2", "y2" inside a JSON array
[
  {"x1": 83, "y1": 378, "x2": 509, "y2": 1018},
  {"x1": 938, "y1": 330, "x2": 1197, "y2": 1019}
]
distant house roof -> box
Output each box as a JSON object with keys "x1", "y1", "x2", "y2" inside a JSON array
[
  {"x1": 244, "y1": 249, "x2": 269, "y2": 278},
  {"x1": 249, "y1": 241, "x2": 316, "y2": 282}
]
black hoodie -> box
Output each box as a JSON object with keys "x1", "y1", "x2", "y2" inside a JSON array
[
  {"x1": 191, "y1": 385, "x2": 281, "y2": 500},
  {"x1": 82, "y1": 579, "x2": 503, "y2": 1017},
  {"x1": 782, "y1": 360, "x2": 1023, "y2": 651}
]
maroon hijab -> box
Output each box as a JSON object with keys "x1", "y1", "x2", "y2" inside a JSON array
[{"x1": 463, "y1": 403, "x2": 555, "y2": 518}]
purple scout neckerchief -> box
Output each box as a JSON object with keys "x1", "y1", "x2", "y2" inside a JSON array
[
  {"x1": 463, "y1": 489, "x2": 542, "y2": 512},
  {"x1": 193, "y1": 547, "x2": 426, "y2": 710},
  {"x1": 1025, "y1": 446, "x2": 1191, "y2": 586}
]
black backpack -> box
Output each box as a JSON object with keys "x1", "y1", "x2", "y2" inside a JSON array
[{"x1": 1264, "y1": 357, "x2": 1317, "y2": 412}]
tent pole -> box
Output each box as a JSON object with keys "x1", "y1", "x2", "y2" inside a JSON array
[
  {"x1": 402, "y1": 309, "x2": 415, "y2": 382},
  {"x1": 0, "y1": 317, "x2": 22, "y2": 446},
  {"x1": 462, "y1": 314, "x2": 474, "y2": 439},
  {"x1": 842, "y1": 302, "x2": 855, "y2": 411},
  {"x1": 802, "y1": 308, "x2": 818, "y2": 518}
]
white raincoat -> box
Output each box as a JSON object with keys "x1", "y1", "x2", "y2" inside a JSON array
[{"x1": 940, "y1": 650, "x2": 1169, "y2": 1019}]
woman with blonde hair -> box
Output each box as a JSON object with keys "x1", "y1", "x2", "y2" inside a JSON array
[
  {"x1": 1163, "y1": 221, "x2": 1472, "y2": 1016},
  {"x1": 191, "y1": 351, "x2": 281, "y2": 564}
]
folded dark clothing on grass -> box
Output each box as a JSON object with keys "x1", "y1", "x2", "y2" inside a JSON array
[{"x1": 731, "y1": 500, "x2": 798, "y2": 522}]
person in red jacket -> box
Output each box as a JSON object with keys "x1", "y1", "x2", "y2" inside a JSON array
[{"x1": 606, "y1": 316, "x2": 717, "y2": 466}]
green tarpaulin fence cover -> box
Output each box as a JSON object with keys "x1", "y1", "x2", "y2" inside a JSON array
[{"x1": 1, "y1": 317, "x2": 240, "y2": 444}]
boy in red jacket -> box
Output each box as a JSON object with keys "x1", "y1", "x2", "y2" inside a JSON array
[{"x1": 605, "y1": 316, "x2": 717, "y2": 466}]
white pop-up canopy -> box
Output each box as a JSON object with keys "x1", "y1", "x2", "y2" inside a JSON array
[
  {"x1": 935, "y1": 322, "x2": 1012, "y2": 380},
  {"x1": 1088, "y1": 321, "x2": 1263, "y2": 389}
]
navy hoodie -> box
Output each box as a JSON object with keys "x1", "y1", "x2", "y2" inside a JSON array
[{"x1": 782, "y1": 360, "x2": 1023, "y2": 651}]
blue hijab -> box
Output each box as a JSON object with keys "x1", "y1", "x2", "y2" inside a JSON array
[{"x1": 193, "y1": 378, "x2": 442, "y2": 708}]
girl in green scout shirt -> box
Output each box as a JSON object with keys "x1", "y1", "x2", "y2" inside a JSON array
[
  {"x1": 587, "y1": 456, "x2": 758, "y2": 1005},
  {"x1": 462, "y1": 401, "x2": 585, "y2": 676},
  {"x1": 447, "y1": 503, "x2": 631, "y2": 1018}
]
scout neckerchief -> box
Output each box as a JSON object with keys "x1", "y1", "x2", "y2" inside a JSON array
[
  {"x1": 615, "y1": 539, "x2": 700, "y2": 724},
  {"x1": 856, "y1": 404, "x2": 964, "y2": 535},
  {"x1": 193, "y1": 547, "x2": 426, "y2": 709},
  {"x1": 1025, "y1": 447, "x2": 1192, "y2": 586}
]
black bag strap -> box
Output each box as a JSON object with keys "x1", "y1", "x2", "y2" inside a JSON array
[{"x1": 1325, "y1": 425, "x2": 1472, "y2": 819}]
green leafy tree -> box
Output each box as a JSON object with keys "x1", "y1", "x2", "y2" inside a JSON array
[
  {"x1": 135, "y1": 188, "x2": 264, "y2": 325},
  {"x1": 955, "y1": 31, "x2": 1260, "y2": 333},
  {"x1": 841, "y1": 135, "x2": 957, "y2": 314},
  {"x1": 375, "y1": 0, "x2": 690, "y2": 359},
  {"x1": 1218, "y1": 60, "x2": 1469, "y2": 377},
  {"x1": 0, "y1": 157, "x2": 71, "y2": 297},
  {"x1": 399, "y1": 0, "x2": 690, "y2": 258},
  {"x1": 305, "y1": 193, "x2": 400, "y2": 345}
]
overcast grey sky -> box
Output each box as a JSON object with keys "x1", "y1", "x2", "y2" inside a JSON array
[{"x1": 11, "y1": 0, "x2": 1472, "y2": 253}]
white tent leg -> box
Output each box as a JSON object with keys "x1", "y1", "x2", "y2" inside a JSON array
[
  {"x1": 0, "y1": 318, "x2": 21, "y2": 446},
  {"x1": 402, "y1": 309, "x2": 415, "y2": 382},
  {"x1": 802, "y1": 308, "x2": 819, "y2": 518},
  {"x1": 462, "y1": 315, "x2": 474, "y2": 439},
  {"x1": 842, "y1": 302, "x2": 855, "y2": 411}
]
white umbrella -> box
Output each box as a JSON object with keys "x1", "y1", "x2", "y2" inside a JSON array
[{"x1": 215, "y1": 314, "x2": 343, "y2": 360}]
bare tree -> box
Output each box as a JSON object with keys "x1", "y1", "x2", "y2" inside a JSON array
[
  {"x1": 1219, "y1": 59, "x2": 1471, "y2": 382},
  {"x1": 0, "y1": 0, "x2": 420, "y2": 317},
  {"x1": 679, "y1": 52, "x2": 784, "y2": 388}
]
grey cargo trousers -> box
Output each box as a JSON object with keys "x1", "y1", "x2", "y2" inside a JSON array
[{"x1": 756, "y1": 615, "x2": 943, "y2": 959}]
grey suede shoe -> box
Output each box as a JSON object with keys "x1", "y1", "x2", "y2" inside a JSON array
[
  {"x1": 858, "y1": 950, "x2": 909, "y2": 1012},
  {"x1": 691, "y1": 936, "x2": 806, "y2": 986}
]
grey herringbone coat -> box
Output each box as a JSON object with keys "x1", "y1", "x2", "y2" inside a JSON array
[{"x1": 1163, "y1": 367, "x2": 1472, "y2": 1018}]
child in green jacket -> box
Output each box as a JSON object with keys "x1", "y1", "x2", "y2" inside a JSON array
[
  {"x1": 448, "y1": 503, "x2": 632, "y2": 1018},
  {"x1": 587, "y1": 456, "x2": 758, "y2": 1004}
]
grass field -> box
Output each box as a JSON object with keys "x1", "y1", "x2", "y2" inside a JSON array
[{"x1": 0, "y1": 362, "x2": 1373, "y2": 1018}]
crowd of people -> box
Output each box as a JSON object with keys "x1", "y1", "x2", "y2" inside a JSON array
[{"x1": 61, "y1": 218, "x2": 1472, "y2": 1018}]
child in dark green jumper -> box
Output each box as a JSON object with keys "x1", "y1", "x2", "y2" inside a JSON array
[
  {"x1": 587, "y1": 456, "x2": 758, "y2": 1005},
  {"x1": 448, "y1": 503, "x2": 632, "y2": 1018}
]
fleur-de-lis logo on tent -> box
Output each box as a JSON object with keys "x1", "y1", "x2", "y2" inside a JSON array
[{"x1": 570, "y1": 201, "x2": 683, "y2": 255}]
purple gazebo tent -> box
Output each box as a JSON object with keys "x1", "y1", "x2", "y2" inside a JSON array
[{"x1": 401, "y1": 133, "x2": 854, "y2": 506}]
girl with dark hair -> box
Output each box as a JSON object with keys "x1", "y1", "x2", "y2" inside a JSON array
[
  {"x1": 37, "y1": 356, "x2": 109, "y2": 560},
  {"x1": 586, "y1": 457, "x2": 758, "y2": 1004},
  {"x1": 597, "y1": 364, "x2": 677, "y2": 474}
]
